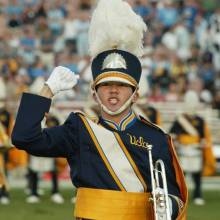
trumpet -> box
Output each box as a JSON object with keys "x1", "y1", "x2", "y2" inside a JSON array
[{"x1": 145, "y1": 144, "x2": 171, "y2": 220}]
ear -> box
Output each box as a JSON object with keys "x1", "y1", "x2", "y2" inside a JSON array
[
  {"x1": 132, "y1": 90, "x2": 139, "y2": 103},
  {"x1": 92, "y1": 90, "x2": 98, "y2": 103}
]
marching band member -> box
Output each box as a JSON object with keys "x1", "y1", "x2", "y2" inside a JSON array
[
  {"x1": 0, "y1": 106, "x2": 14, "y2": 204},
  {"x1": 169, "y1": 90, "x2": 216, "y2": 205},
  {"x1": 12, "y1": 0, "x2": 188, "y2": 219},
  {"x1": 26, "y1": 114, "x2": 65, "y2": 204}
]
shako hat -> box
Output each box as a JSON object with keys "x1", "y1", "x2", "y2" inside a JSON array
[
  {"x1": 89, "y1": 0, "x2": 147, "y2": 89},
  {"x1": 92, "y1": 49, "x2": 142, "y2": 88}
]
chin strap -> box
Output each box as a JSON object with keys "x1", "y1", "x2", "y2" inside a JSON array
[{"x1": 94, "y1": 89, "x2": 137, "y2": 116}]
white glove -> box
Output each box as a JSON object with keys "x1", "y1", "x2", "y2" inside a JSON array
[{"x1": 45, "y1": 66, "x2": 79, "y2": 95}]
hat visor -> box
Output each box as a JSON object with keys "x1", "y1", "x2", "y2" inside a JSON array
[
  {"x1": 95, "y1": 76, "x2": 136, "y2": 87},
  {"x1": 94, "y1": 71, "x2": 138, "y2": 88}
]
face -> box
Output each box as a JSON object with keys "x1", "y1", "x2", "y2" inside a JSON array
[{"x1": 95, "y1": 81, "x2": 138, "y2": 116}]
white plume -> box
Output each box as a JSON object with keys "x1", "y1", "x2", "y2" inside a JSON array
[{"x1": 89, "y1": 0, "x2": 147, "y2": 58}]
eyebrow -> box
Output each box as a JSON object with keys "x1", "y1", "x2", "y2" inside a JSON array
[{"x1": 101, "y1": 82, "x2": 131, "y2": 87}]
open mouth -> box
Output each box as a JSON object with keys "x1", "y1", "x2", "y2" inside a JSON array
[{"x1": 108, "y1": 97, "x2": 119, "y2": 105}]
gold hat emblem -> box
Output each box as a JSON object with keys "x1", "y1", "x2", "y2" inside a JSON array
[{"x1": 102, "y1": 53, "x2": 127, "y2": 70}]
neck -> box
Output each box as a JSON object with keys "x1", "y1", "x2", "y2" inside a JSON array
[{"x1": 101, "y1": 108, "x2": 131, "y2": 124}]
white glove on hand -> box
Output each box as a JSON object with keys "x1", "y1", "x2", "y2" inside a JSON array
[{"x1": 45, "y1": 66, "x2": 79, "y2": 95}]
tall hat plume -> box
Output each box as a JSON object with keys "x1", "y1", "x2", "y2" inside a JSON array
[
  {"x1": 89, "y1": 0, "x2": 147, "y2": 59},
  {"x1": 89, "y1": 0, "x2": 147, "y2": 116}
]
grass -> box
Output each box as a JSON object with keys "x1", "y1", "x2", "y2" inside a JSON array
[
  {"x1": 0, "y1": 189, "x2": 74, "y2": 220},
  {"x1": 187, "y1": 190, "x2": 220, "y2": 220},
  {"x1": 0, "y1": 189, "x2": 220, "y2": 220}
]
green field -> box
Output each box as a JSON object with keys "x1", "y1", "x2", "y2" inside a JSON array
[{"x1": 0, "y1": 189, "x2": 220, "y2": 220}]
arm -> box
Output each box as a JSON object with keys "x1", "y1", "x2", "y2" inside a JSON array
[
  {"x1": 11, "y1": 93, "x2": 68, "y2": 157},
  {"x1": 12, "y1": 66, "x2": 79, "y2": 157},
  {"x1": 39, "y1": 84, "x2": 54, "y2": 99}
]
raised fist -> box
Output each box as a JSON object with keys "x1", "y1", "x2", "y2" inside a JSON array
[{"x1": 45, "y1": 66, "x2": 79, "y2": 95}]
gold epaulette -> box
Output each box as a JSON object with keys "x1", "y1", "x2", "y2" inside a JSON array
[
  {"x1": 139, "y1": 115, "x2": 166, "y2": 134},
  {"x1": 74, "y1": 110, "x2": 99, "y2": 124}
]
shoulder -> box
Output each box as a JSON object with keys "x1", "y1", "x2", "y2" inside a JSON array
[
  {"x1": 194, "y1": 115, "x2": 206, "y2": 127},
  {"x1": 65, "y1": 111, "x2": 99, "y2": 124},
  {"x1": 195, "y1": 115, "x2": 204, "y2": 122},
  {"x1": 146, "y1": 106, "x2": 157, "y2": 112}
]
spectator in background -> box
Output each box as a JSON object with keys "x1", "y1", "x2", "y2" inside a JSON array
[
  {"x1": 35, "y1": 15, "x2": 49, "y2": 38},
  {"x1": 34, "y1": 1, "x2": 47, "y2": 18},
  {"x1": 209, "y1": 8, "x2": 220, "y2": 72},
  {"x1": 59, "y1": 52, "x2": 79, "y2": 74},
  {"x1": 47, "y1": 2, "x2": 65, "y2": 37},
  {"x1": 28, "y1": 56, "x2": 48, "y2": 80},
  {"x1": 21, "y1": 3, "x2": 37, "y2": 25},
  {"x1": 150, "y1": 44, "x2": 171, "y2": 92},
  {"x1": 173, "y1": 19, "x2": 191, "y2": 60},
  {"x1": 156, "y1": 0, "x2": 178, "y2": 31},
  {"x1": 144, "y1": 0, "x2": 159, "y2": 30},
  {"x1": 38, "y1": 28, "x2": 55, "y2": 70},
  {"x1": 198, "y1": 51, "x2": 216, "y2": 93},
  {"x1": 165, "y1": 80, "x2": 180, "y2": 102},
  {"x1": 133, "y1": 0, "x2": 149, "y2": 22},
  {"x1": 182, "y1": 0, "x2": 199, "y2": 32},
  {"x1": 18, "y1": 25, "x2": 38, "y2": 65},
  {"x1": 170, "y1": 53, "x2": 187, "y2": 79},
  {"x1": 3, "y1": 0, "x2": 23, "y2": 28},
  {"x1": 62, "y1": 9, "x2": 78, "y2": 54},
  {"x1": 161, "y1": 25, "x2": 178, "y2": 51},
  {"x1": 194, "y1": 13, "x2": 208, "y2": 50},
  {"x1": 148, "y1": 84, "x2": 165, "y2": 102},
  {"x1": 75, "y1": 9, "x2": 90, "y2": 57}
]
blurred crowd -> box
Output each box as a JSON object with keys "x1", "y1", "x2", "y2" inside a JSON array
[{"x1": 0, "y1": 0, "x2": 220, "y2": 112}]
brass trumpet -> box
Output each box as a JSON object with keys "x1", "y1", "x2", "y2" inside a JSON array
[{"x1": 146, "y1": 144, "x2": 171, "y2": 220}]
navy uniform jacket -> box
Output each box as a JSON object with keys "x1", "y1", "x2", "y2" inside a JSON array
[
  {"x1": 169, "y1": 114, "x2": 205, "y2": 138},
  {"x1": 12, "y1": 93, "x2": 186, "y2": 218}
]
